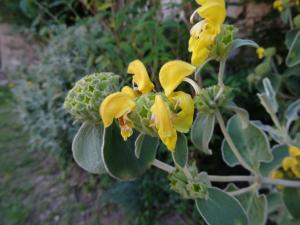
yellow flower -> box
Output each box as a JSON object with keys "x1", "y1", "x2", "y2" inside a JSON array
[
  {"x1": 286, "y1": 146, "x2": 300, "y2": 178},
  {"x1": 189, "y1": 0, "x2": 226, "y2": 66},
  {"x1": 127, "y1": 60, "x2": 154, "y2": 94},
  {"x1": 151, "y1": 95, "x2": 177, "y2": 151},
  {"x1": 154, "y1": 60, "x2": 195, "y2": 150},
  {"x1": 272, "y1": 170, "x2": 284, "y2": 179},
  {"x1": 271, "y1": 170, "x2": 284, "y2": 190},
  {"x1": 282, "y1": 156, "x2": 298, "y2": 171},
  {"x1": 100, "y1": 59, "x2": 195, "y2": 150},
  {"x1": 195, "y1": 0, "x2": 226, "y2": 25},
  {"x1": 169, "y1": 91, "x2": 194, "y2": 133},
  {"x1": 273, "y1": 0, "x2": 284, "y2": 12},
  {"x1": 289, "y1": 146, "x2": 300, "y2": 156},
  {"x1": 159, "y1": 60, "x2": 196, "y2": 96},
  {"x1": 100, "y1": 87, "x2": 136, "y2": 140},
  {"x1": 256, "y1": 47, "x2": 265, "y2": 59}
]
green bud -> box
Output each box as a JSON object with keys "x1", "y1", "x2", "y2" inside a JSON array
[
  {"x1": 128, "y1": 92, "x2": 157, "y2": 136},
  {"x1": 254, "y1": 62, "x2": 271, "y2": 76},
  {"x1": 211, "y1": 24, "x2": 238, "y2": 61},
  {"x1": 64, "y1": 72, "x2": 119, "y2": 123},
  {"x1": 294, "y1": 15, "x2": 300, "y2": 29},
  {"x1": 264, "y1": 47, "x2": 276, "y2": 58},
  {"x1": 168, "y1": 164, "x2": 209, "y2": 200},
  {"x1": 194, "y1": 85, "x2": 233, "y2": 114}
]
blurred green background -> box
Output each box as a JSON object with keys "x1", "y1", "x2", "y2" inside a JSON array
[{"x1": 0, "y1": 0, "x2": 299, "y2": 224}]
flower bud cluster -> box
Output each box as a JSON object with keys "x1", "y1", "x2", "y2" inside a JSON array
[
  {"x1": 194, "y1": 85, "x2": 233, "y2": 114},
  {"x1": 64, "y1": 73, "x2": 119, "y2": 123},
  {"x1": 168, "y1": 164, "x2": 209, "y2": 200}
]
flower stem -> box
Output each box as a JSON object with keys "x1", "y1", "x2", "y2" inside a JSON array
[
  {"x1": 152, "y1": 159, "x2": 175, "y2": 173},
  {"x1": 263, "y1": 177, "x2": 300, "y2": 188},
  {"x1": 208, "y1": 175, "x2": 300, "y2": 188},
  {"x1": 215, "y1": 110, "x2": 254, "y2": 172},
  {"x1": 228, "y1": 183, "x2": 258, "y2": 196},
  {"x1": 208, "y1": 175, "x2": 254, "y2": 182},
  {"x1": 287, "y1": 7, "x2": 294, "y2": 30},
  {"x1": 215, "y1": 60, "x2": 226, "y2": 101},
  {"x1": 152, "y1": 160, "x2": 300, "y2": 188}
]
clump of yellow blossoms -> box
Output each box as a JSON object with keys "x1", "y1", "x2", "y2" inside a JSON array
[
  {"x1": 100, "y1": 60, "x2": 195, "y2": 151},
  {"x1": 282, "y1": 146, "x2": 300, "y2": 178},
  {"x1": 271, "y1": 146, "x2": 300, "y2": 189},
  {"x1": 189, "y1": 0, "x2": 226, "y2": 66},
  {"x1": 273, "y1": 0, "x2": 299, "y2": 12},
  {"x1": 273, "y1": 0, "x2": 284, "y2": 12}
]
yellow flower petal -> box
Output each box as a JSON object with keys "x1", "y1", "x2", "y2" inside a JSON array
[
  {"x1": 289, "y1": 146, "x2": 300, "y2": 156},
  {"x1": 159, "y1": 60, "x2": 195, "y2": 96},
  {"x1": 127, "y1": 60, "x2": 154, "y2": 94},
  {"x1": 188, "y1": 21, "x2": 219, "y2": 66},
  {"x1": 271, "y1": 170, "x2": 284, "y2": 189},
  {"x1": 282, "y1": 156, "x2": 298, "y2": 171},
  {"x1": 121, "y1": 86, "x2": 138, "y2": 99},
  {"x1": 273, "y1": 0, "x2": 283, "y2": 12},
  {"x1": 118, "y1": 115, "x2": 133, "y2": 141},
  {"x1": 256, "y1": 47, "x2": 265, "y2": 59},
  {"x1": 291, "y1": 167, "x2": 300, "y2": 178},
  {"x1": 271, "y1": 170, "x2": 283, "y2": 179},
  {"x1": 151, "y1": 95, "x2": 177, "y2": 151},
  {"x1": 169, "y1": 91, "x2": 195, "y2": 133},
  {"x1": 196, "y1": 0, "x2": 223, "y2": 6},
  {"x1": 191, "y1": 47, "x2": 210, "y2": 66},
  {"x1": 100, "y1": 92, "x2": 136, "y2": 127},
  {"x1": 196, "y1": 1, "x2": 226, "y2": 25}
]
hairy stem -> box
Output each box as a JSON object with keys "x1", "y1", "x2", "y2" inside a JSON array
[
  {"x1": 228, "y1": 183, "x2": 258, "y2": 196},
  {"x1": 152, "y1": 160, "x2": 300, "y2": 188},
  {"x1": 208, "y1": 175, "x2": 255, "y2": 182},
  {"x1": 152, "y1": 159, "x2": 175, "y2": 173},
  {"x1": 215, "y1": 110, "x2": 254, "y2": 172},
  {"x1": 209, "y1": 175, "x2": 300, "y2": 188},
  {"x1": 215, "y1": 60, "x2": 226, "y2": 100},
  {"x1": 288, "y1": 7, "x2": 294, "y2": 30}
]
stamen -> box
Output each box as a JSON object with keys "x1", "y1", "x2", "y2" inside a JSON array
[
  {"x1": 183, "y1": 78, "x2": 201, "y2": 95},
  {"x1": 190, "y1": 10, "x2": 198, "y2": 24}
]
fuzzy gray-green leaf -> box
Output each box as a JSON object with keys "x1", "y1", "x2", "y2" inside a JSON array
[
  {"x1": 172, "y1": 133, "x2": 188, "y2": 168},
  {"x1": 285, "y1": 99, "x2": 300, "y2": 130},
  {"x1": 102, "y1": 122, "x2": 158, "y2": 181},
  {"x1": 283, "y1": 188, "x2": 300, "y2": 220},
  {"x1": 260, "y1": 145, "x2": 289, "y2": 176},
  {"x1": 222, "y1": 115, "x2": 272, "y2": 171},
  {"x1": 191, "y1": 113, "x2": 215, "y2": 155},
  {"x1": 195, "y1": 187, "x2": 248, "y2": 225},
  {"x1": 225, "y1": 101, "x2": 249, "y2": 128},
  {"x1": 72, "y1": 122, "x2": 106, "y2": 174}
]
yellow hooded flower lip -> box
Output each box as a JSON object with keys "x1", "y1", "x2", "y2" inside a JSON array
[
  {"x1": 121, "y1": 86, "x2": 139, "y2": 99},
  {"x1": 289, "y1": 146, "x2": 300, "y2": 156},
  {"x1": 189, "y1": 0, "x2": 226, "y2": 66},
  {"x1": 169, "y1": 91, "x2": 195, "y2": 133},
  {"x1": 159, "y1": 60, "x2": 196, "y2": 96},
  {"x1": 100, "y1": 92, "x2": 136, "y2": 128},
  {"x1": 196, "y1": 1, "x2": 226, "y2": 25},
  {"x1": 127, "y1": 60, "x2": 154, "y2": 94},
  {"x1": 151, "y1": 95, "x2": 177, "y2": 151},
  {"x1": 282, "y1": 156, "x2": 298, "y2": 171}
]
